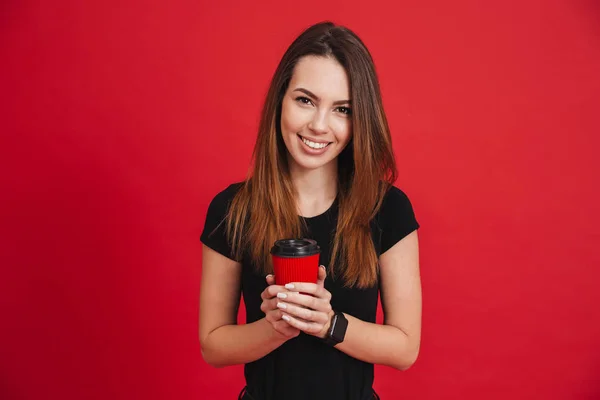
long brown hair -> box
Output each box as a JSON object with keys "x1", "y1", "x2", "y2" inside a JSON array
[{"x1": 226, "y1": 21, "x2": 397, "y2": 288}]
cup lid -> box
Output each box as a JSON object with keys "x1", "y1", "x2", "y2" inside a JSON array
[{"x1": 270, "y1": 238, "x2": 320, "y2": 257}]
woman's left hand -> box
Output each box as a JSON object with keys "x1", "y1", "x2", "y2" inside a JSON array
[{"x1": 276, "y1": 265, "x2": 334, "y2": 339}]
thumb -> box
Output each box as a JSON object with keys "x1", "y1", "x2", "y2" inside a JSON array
[
  {"x1": 266, "y1": 274, "x2": 275, "y2": 286},
  {"x1": 317, "y1": 265, "x2": 327, "y2": 287}
]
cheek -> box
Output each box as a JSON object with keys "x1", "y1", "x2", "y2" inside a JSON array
[
  {"x1": 334, "y1": 121, "x2": 352, "y2": 146},
  {"x1": 281, "y1": 100, "x2": 303, "y2": 133}
]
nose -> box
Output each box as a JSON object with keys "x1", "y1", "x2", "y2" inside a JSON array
[{"x1": 308, "y1": 110, "x2": 329, "y2": 134}]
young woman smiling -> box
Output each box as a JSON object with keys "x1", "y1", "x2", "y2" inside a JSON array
[{"x1": 200, "y1": 21, "x2": 422, "y2": 400}]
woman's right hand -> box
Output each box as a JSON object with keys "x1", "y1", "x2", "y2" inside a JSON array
[{"x1": 261, "y1": 275, "x2": 301, "y2": 340}]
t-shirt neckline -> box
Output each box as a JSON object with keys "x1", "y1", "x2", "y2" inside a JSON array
[{"x1": 299, "y1": 196, "x2": 339, "y2": 221}]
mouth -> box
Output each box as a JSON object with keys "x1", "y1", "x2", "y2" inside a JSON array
[{"x1": 297, "y1": 134, "x2": 332, "y2": 150}]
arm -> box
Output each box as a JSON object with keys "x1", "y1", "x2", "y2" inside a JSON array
[
  {"x1": 278, "y1": 230, "x2": 421, "y2": 370},
  {"x1": 337, "y1": 230, "x2": 422, "y2": 370},
  {"x1": 199, "y1": 245, "x2": 295, "y2": 368}
]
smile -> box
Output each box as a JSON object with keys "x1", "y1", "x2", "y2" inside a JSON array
[{"x1": 297, "y1": 134, "x2": 332, "y2": 150}]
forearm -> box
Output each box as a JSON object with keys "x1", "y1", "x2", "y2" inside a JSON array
[
  {"x1": 335, "y1": 313, "x2": 419, "y2": 370},
  {"x1": 201, "y1": 318, "x2": 286, "y2": 368}
]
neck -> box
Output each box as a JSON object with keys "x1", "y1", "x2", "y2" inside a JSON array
[{"x1": 289, "y1": 160, "x2": 338, "y2": 218}]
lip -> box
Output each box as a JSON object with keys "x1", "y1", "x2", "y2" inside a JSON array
[
  {"x1": 298, "y1": 134, "x2": 331, "y2": 144},
  {"x1": 297, "y1": 134, "x2": 331, "y2": 155}
]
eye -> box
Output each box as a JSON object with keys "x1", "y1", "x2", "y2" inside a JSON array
[
  {"x1": 336, "y1": 106, "x2": 352, "y2": 115},
  {"x1": 295, "y1": 96, "x2": 314, "y2": 106}
]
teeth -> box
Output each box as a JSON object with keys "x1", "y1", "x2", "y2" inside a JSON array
[{"x1": 301, "y1": 137, "x2": 329, "y2": 149}]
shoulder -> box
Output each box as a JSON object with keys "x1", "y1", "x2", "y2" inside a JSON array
[
  {"x1": 376, "y1": 183, "x2": 420, "y2": 254},
  {"x1": 201, "y1": 182, "x2": 245, "y2": 261},
  {"x1": 209, "y1": 181, "x2": 244, "y2": 206},
  {"x1": 204, "y1": 181, "x2": 245, "y2": 223},
  {"x1": 379, "y1": 184, "x2": 416, "y2": 216}
]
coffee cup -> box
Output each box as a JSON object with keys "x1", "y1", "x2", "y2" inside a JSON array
[{"x1": 270, "y1": 238, "x2": 320, "y2": 286}]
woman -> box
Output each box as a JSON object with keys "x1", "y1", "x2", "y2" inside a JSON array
[{"x1": 199, "y1": 21, "x2": 421, "y2": 400}]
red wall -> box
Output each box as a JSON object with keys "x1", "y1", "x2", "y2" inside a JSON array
[{"x1": 1, "y1": 1, "x2": 599, "y2": 399}]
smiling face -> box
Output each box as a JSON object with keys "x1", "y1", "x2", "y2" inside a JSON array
[{"x1": 280, "y1": 56, "x2": 353, "y2": 173}]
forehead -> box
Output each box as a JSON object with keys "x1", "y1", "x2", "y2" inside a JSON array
[{"x1": 289, "y1": 56, "x2": 350, "y2": 100}]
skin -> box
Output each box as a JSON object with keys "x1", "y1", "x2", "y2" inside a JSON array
[
  {"x1": 280, "y1": 55, "x2": 353, "y2": 176},
  {"x1": 200, "y1": 56, "x2": 421, "y2": 371}
]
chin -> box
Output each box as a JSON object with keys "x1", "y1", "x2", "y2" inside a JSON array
[
  {"x1": 296, "y1": 160, "x2": 332, "y2": 171},
  {"x1": 289, "y1": 152, "x2": 336, "y2": 171}
]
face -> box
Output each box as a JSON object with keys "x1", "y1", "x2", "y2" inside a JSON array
[{"x1": 280, "y1": 56, "x2": 352, "y2": 172}]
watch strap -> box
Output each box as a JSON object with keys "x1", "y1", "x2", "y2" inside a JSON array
[{"x1": 323, "y1": 311, "x2": 348, "y2": 346}]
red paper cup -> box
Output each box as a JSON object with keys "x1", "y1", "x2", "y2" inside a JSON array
[{"x1": 271, "y1": 239, "x2": 320, "y2": 285}]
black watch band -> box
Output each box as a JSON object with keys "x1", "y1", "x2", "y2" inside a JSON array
[{"x1": 323, "y1": 311, "x2": 348, "y2": 346}]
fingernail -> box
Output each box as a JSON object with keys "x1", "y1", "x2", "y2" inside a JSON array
[
  {"x1": 285, "y1": 283, "x2": 295, "y2": 289},
  {"x1": 277, "y1": 302, "x2": 287, "y2": 309},
  {"x1": 266, "y1": 274, "x2": 273, "y2": 278},
  {"x1": 277, "y1": 292, "x2": 287, "y2": 299},
  {"x1": 282, "y1": 315, "x2": 290, "y2": 322}
]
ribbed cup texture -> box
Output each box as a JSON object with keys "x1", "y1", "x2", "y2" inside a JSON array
[{"x1": 272, "y1": 254, "x2": 319, "y2": 285}]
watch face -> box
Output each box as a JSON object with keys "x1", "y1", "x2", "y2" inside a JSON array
[
  {"x1": 329, "y1": 315, "x2": 339, "y2": 337},
  {"x1": 324, "y1": 312, "x2": 347, "y2": 346},
  {"x1": 331, "y1": 312, "x2": 347, "y2": 342}
]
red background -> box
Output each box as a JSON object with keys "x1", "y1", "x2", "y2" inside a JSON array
[{"x1": 1, "y1": 1, "x2": 599, "y2": 399}]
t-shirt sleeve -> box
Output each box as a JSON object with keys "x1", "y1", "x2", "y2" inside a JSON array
[
  {"x1": 200, "y1": 183, "x2": 241, "y2": 262},
  {"x1": 379, "y1": 185, "x2": 420, "y2": 254}
]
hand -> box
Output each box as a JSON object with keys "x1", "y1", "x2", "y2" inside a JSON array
[
  {"x1": 260, "y1": 274, "x2": 301, "y2": 340},
  {"x1": 276, "y1": 265, "x2": 334, "y2": 339}
]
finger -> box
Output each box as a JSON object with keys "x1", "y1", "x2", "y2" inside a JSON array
[
  {"x1": 283, "y1": 282, "x2": 331, "y2": 300},
  {"x1": 281, "y1": 313, "x2": 323, "y2": 335},
  {"x1": 273, "y1": 320, "x2": 300, "y2": 337},
  {"x1": 277, "y1": 301, "x2": 329, "y2": 324},
  {"x1": 317, "y1": 265, "x2": 327, "y2": 287},
  {"x1": 277, "y1": 291, "x2": 330, "y2": 312},
  {"x1": 261, "y1": 297, "x2": 279, "y2": 314},
  {"x1": 265, "y1": 307, "x2": 285, "y2": 322},
  {"x1": 261, "y1": 284, "x2": 286, "y2": 300},
  {"x1": 266, "y1": 274, "x2": 276, "y2": 286},
  {"x1": 283, "y1": 282, "x2": 318, "y2": 295},
  {"x1": 260, "y1": 286, "x2": 272, "y2": 300},
  {"x1": 267, "y1": 306, "x2": 306, "y2": 322}
]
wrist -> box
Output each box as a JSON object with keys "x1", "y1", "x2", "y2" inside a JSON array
[
  {"x1": 322, "y1": 311, "x2": 348, "y2": 346},
  {"x1": 319, "y1": 309, "x2": 336, "y2": 339},
  {"x1": 262, "y1": 318, "x2": 291, "y2": 344}
]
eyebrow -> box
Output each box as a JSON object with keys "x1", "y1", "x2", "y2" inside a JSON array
[{"x1": 293, "y1": 88, "x2": 351, "y2": 106}]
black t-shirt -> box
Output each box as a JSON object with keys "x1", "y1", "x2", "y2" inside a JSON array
[{"x1": 201, "y1": 182, "x2": 420, "y2": 400}]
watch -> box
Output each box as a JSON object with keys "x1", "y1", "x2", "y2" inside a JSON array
[{"x1": 323, "y1": 311, "x2": 348, "y2": 346}]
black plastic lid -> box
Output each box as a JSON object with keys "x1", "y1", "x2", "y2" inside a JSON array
[{"x1": 270, "y1": 238, "x2": 320, "y2": 258}]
